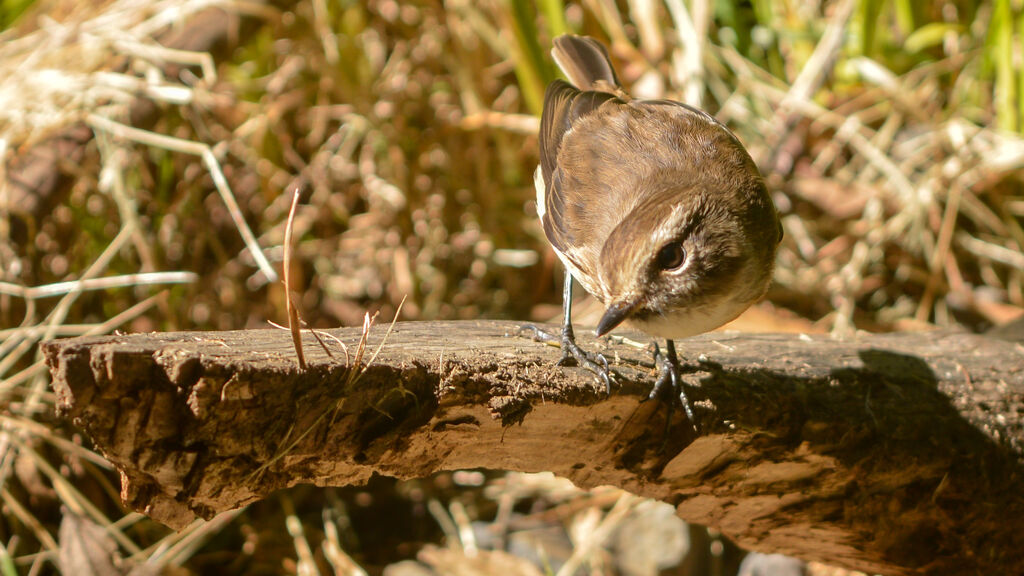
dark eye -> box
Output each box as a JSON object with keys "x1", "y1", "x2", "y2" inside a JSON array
[{"x1": 656, "y1": 242, "x2": 686, "y2": 271}]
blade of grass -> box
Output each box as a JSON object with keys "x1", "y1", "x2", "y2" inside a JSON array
[
  {"x1": 859, "y1": 0, "x2": 884, "y2": 56},
  {"x1": 282, "y1": 495, "x2": 320, "y2": 576},
  {"x1": 538, "y1": 0, "x2": 568, "y2": 37},
  {"x1": 322, "y1": 508, "x2": 368, "y2": 576},
  {"x1": 0, "y1": 539, "x2": 15, "y2": 576},
  {"x1": 86, "y1": 113, "x2": 279, "y2": 283},
  {"x1": 7, "y1": 437, "x2": 141, "y2": 555},
  {"x1": 1017, "y1": 7, "x2": 1024, "y2": 131},
  {"x1": 141, "y1": 510, "x2": 244, "y2": 568},
  {"x1": 284, "y1": 183, "x2": 306, "y2": 370},
  {"x1": 0, "y1": 272, "x2": 197, "y2": 300},
  {"x1": 893, "y1": 0, "x2": 916, "y2": 37},
  {"x1": 504, "y1": 0, "x2": 553, "y2": 115},
  {"x1": 0, "y1": 488, "x2": 58, "y2": 552},
  {"x1": 989, "y1": 0, "x2": 1017, "y2": 131}
]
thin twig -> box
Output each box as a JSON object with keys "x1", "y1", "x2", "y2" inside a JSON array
[
  {"x1": 0, "y1": 272, "x2": 196, "y2": 300},
  {"x1": 284, "y1": 183, "x2": 306, "y2": 370},
  {"x1": 86, "y1": 114, "x2": 278, "y2": 283}
]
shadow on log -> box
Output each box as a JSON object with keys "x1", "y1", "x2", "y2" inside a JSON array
[{"x1": 43, "y1": 320, "x2": 1024, "y2": 575}]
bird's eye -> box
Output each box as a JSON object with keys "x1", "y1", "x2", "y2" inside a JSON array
[{"x1": 656, "y1": 242, "x2": 686, "y2": 271}]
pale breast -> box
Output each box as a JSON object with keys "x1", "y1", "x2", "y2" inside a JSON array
[{"x1": 628, "y1": 291, "x2": 754, "y2": 339}]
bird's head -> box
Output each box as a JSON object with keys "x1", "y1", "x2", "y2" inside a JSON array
[{"x1": 594, "y1": 170, "x2": 780, "y2": 338}]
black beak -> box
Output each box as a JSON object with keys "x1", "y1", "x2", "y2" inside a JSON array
[{"x1": 595, "y1": 300, "x2": 638, "y2": 337}]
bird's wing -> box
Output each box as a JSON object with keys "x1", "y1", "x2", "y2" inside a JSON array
[
  {"x1": 538, "y1": 80, "x2": 620, "y2": 257},
  {"x1": 551, "y1": 34, "x2": 621, "y2": 91}
]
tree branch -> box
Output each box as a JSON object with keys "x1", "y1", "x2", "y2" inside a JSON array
[{"x1": 43, "y1": 320, "x2": 1024, "y2": 575}]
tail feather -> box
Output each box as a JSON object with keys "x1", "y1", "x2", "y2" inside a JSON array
[{"x1": 551, "y1": 35, "x2": 621, "y2": 91}]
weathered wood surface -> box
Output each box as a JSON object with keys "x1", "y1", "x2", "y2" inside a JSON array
[{"x1": 43, "y1": 320, "x2": 1024, "y2": 575}]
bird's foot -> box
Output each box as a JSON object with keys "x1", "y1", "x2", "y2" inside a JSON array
[
  {"x1": 647, "y1": 341, "x2": 697, "y2": 432},
  {"x1": 518, "y1": 324, "x2": 612, "y2": 392},
  {"x1": 557, "y1": 330, "x2": 612, "y2": 393},
  {"x1": 517, "y1": 324, "x2": 560, "y2": 345}
]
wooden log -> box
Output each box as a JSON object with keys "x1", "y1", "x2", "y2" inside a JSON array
[{"x1": 42, "y1": 320, "x2": 1024, "y2": 575}]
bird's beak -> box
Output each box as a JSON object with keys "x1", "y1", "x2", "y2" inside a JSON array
[{"x1": 596, "y1": 299, "x2": 639, "y2": 337}]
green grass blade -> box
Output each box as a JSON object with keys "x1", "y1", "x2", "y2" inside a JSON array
[
  {"x1": 539, "y1": 0, "x2": 568, "y2": 37},
  {"x1": 504, "y1": 0, "x2": 554, "y2": 115},
  {"x1": 990, "y1": 0, "x2": 1017, "y2": 131}
]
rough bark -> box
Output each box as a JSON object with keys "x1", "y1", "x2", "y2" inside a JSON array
[{"x1": 43, "y1": 320, "x2": 1024, "y2": 576}]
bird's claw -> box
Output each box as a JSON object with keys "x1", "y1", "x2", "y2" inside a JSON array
[
  {"x1": 648, "y1": 342, "x2": 696, "y2": 432},
  {"x1": 516, "y1": 324, "x2": 558, "y2": 344},
  {"x1": 516, "y1": 324, "x2": 612, "y2": 392},
  {"x1": 558, "y1": 333, "x2": 612, "y2": 393}
]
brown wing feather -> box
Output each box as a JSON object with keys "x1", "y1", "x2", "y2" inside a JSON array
[
  {"x1": 539, "y1": 81, "x2": 620, "y2": 257},
  {"x1": 538, "y1": 80, "x2": 577, "y2": 191},
  {"x1": 552, "y1": 35, "x2": 620, "y2": 90}
]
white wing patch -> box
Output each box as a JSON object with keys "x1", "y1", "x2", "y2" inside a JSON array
[
  {"x1": 534, "y1": 163, "x2": 596, "y2": 294},
  {"x1": 534, "y1": 164, "x2": 546, "y2": 220}
]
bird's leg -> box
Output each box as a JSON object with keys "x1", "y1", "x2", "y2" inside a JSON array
[
  {"x1": 518, "y1": 270, "x2": 611, "y2": 391},
  {"x1": 556, "y1": 273, "x2": 612, "y2": 391},
  {"x1": 649, "y1": 339, "x2": 696, "y2": 430}
]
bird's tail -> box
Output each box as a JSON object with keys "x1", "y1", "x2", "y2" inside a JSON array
[{"x1": 551, "y1": 35, "x2": 622, "y2": 92}]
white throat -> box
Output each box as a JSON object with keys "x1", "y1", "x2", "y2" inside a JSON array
[{"x1": 627, "y1": 293, "x2": 750, "y2": 339}]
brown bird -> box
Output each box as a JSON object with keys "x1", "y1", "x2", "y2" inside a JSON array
[{"x1": 532, "y1": 35, "x2": 782, "y2": 422}]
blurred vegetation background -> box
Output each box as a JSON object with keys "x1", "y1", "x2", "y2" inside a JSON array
[{"x1": 0, "y1": 0, "x2": 1022, "y2": 574}]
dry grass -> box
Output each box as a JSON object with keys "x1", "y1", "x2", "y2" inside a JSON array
[{"x1": 0, "y1": 0, "x2": 1022, "y2": 573}]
